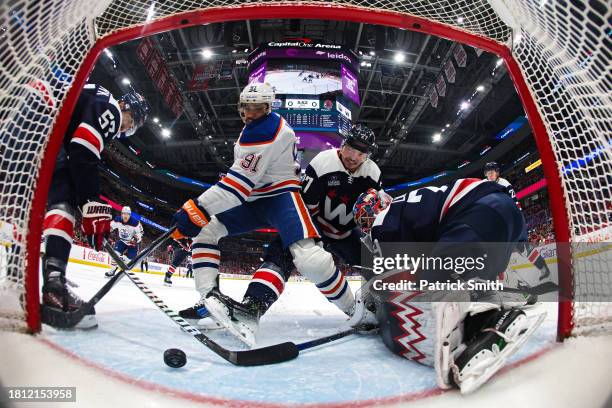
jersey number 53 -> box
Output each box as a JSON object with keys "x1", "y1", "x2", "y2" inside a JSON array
[{"x1": 98, "y1": 109, "x2": 116, "y2": 137}]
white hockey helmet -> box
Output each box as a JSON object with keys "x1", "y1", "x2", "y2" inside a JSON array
[
  {"x1": 121, "y1": 206, "x2": 131, "y2": 215},
  {"x1": 238, "y1": 82, "x2": 274, "y2": 121}
]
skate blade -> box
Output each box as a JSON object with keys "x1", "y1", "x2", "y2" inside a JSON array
[
  {"x1": 459, "y1": 311, "x2": 546, "y2": 394},
  {"x1": 182, "y1": 317, "x2": 223, "y2": 330},
  {"x1": 205, "y1": 297, "x2": 257, "y2": 347}
]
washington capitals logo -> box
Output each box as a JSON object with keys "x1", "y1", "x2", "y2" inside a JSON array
[
  {"x1": 328, "y1": 175, "x2": 340, "y2": 186},
  {"x1": 389, "y1": 291, "x2": 427, "y2": 363}
]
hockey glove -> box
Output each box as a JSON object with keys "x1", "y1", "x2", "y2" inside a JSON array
[
  {"x1": 172, "y1": 199, "x2": 210, "y2": 239},
  {"x1": 81, "y1": 201, "x2": 112, "y2": 251}
]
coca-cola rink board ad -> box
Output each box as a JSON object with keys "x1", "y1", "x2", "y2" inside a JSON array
[{"x1": 69, "y1": 245, "x2": 112, "y2": 266}]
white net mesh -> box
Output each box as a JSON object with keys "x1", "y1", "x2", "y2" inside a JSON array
[
  {"x1": 0, "y1": 0, "x2": 610, "y2": 335},
  {"x1": 506, "y1": 0, "x2": 612, "y2": 335}
]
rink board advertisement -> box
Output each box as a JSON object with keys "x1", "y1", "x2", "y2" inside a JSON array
[
  {"x1": 65, "y1": 244, "x2": 173, "y2": 274},
  {"x1": 247, "y1": 42, "x2": 359, "y2": 71},
  {"x1": 61, "y1": 244, "x2": 368, "y2": 282}
]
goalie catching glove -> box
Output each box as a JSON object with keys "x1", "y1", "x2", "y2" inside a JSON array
[
  {"x1": 81, "y1": 201, "x2": 112, "y2": 251},
  {"x1": 172, "y1": 199, "x2": 210, "y2": 239}
]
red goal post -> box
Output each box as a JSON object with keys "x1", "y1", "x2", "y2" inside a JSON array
[{"x1": 0, "y1": 1, "x2": 609, "y2": 339}]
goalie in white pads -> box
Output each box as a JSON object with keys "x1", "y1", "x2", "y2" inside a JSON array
[{"x1": 353, "y1": 181, "x2": 545, "y2": 393}]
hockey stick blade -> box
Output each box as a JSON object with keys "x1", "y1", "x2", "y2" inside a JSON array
[
  {"x1": 208, "y1": 337, "x2": 299, "y2": 367},
  {"x1": 105, "y1": 240, "x2": 302, "y2": 366},
  {"x1": 44, "y1": 229, "x2": 174, "y2": 329},
  {"x1": 106, "y1": 242, "x2": 376, "y2": 366},
  {"x1": 211, "y1": 325, "x2": 377, "y2": 366}
]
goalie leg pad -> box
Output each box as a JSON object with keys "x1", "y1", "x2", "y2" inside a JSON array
[
  {"x1": 290, "y1": 238, "x2": 354, "y2": 314},
  {"x1": 376, "y1": 290, "x2": 505, "y2": 390},
  {"x1": 192, "y1": 217, "x2": 227, "y2": 296}
]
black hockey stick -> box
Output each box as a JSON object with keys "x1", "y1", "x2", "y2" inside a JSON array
[
  {"x1": 106, "y1": 241, "x2": 376, "y2": 366},
  {"x1": 104, "y1": 240, "x2": 299, "y2": 366},
  {"x1": 296, "y1": 324, "x2": 379, "y2": 351},
  {"x1": 41, "y1": 228, "x2": 174, "y2": 329}
]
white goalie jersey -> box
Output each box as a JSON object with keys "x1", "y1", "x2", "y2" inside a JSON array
[{"x1": 197, "y1": 112, "x2": 300, "y2": 215}]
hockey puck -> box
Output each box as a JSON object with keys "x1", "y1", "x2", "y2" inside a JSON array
[{"x1": 163, "y1": 348, "x2": 187, "y2": 368}]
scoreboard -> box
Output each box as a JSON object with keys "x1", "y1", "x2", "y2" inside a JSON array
[{"x1": 277, "y1": 109, "x2": 351, "y2": 135}]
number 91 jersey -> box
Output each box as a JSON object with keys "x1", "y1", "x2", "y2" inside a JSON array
[{"x1": 196, "y1": 112, "x2": 301, "y2": 216}]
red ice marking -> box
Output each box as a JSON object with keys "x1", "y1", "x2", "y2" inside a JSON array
[{"x1": 37, "y1": 335, "x2": 558, "y2": 407}]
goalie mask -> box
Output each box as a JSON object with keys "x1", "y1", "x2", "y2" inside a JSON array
[
  {"x1": 353, "y1": 188, "x2": 392, "y2": 235},
  {"x1": 238, "y1": 82, "x2": 275, "y2": 123}
]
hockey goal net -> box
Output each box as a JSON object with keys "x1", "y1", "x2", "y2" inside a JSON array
[{"x1": 0, "y1": 0, "x2": 610, "y2": 339}]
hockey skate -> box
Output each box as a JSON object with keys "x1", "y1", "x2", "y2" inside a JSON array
[
  {"x1": 163, "y1": 272, "x2": 173, "y2": 286},
  {"x1": 450, "y1": 308, "x2": 546, "y2": 394},
  {"x1": 178, "y1": 297, "x2": 222, "y2": 330},
  {"x1": 41, "y1": 277, "x2": 97, "y2": 330},
  {"x1": 346, "y1": 286, "x2": 379, "y2": 333},
  {"x1": 105, "y1": 267, "x2": 117, "y2": 278},
  {"x1": 204, "y1": 289, "x2": 266, "y2": 347},
  {"x1": 106, "y1": 255, "x2": 129, "y2": 278}
]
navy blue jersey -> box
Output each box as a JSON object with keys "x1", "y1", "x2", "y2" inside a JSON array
[
  {"x1": 302, "y1": 149, "x2": 381, "y2": 239},
  {"x1": 491, "y1": 177, "x2": 521, "y2": 209},
  {"x1": 372, "y1": 179, "x2": 506, "y2": 242},
  {"x1": 60, "y1": 84, "x2": 122, "y2": 205}
]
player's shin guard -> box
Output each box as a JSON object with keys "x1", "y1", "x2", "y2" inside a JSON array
[
  {"x1": 41, "y1": 203, "x2": 96, "y2": 329},
  {"x1": 192, "y1": 243, "x2": 221, "y2": 295},
  {"x1": 316, "y1": 267, "x2": 352, "y2": 312},
  {"x1": 42, "y1": 203, "x2": 75, "y2": 285},
  {"x1": 243, "y1": 262, "x2": 287, "y2": 312},
  {"x1": 290, "y1": 239, "x2": 354, "y2": 314},
  {"x1": 191, "y1": 217, "x2": 227, "y2": 296}
]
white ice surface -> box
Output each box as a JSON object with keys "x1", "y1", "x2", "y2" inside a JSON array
[{"x1": 1, "y1": 263, "x2": 611, "y2": 407}]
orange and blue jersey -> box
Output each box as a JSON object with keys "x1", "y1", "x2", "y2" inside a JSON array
[{"x1": 196, "y1": 112, "x2": 300, "y2": 216}]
